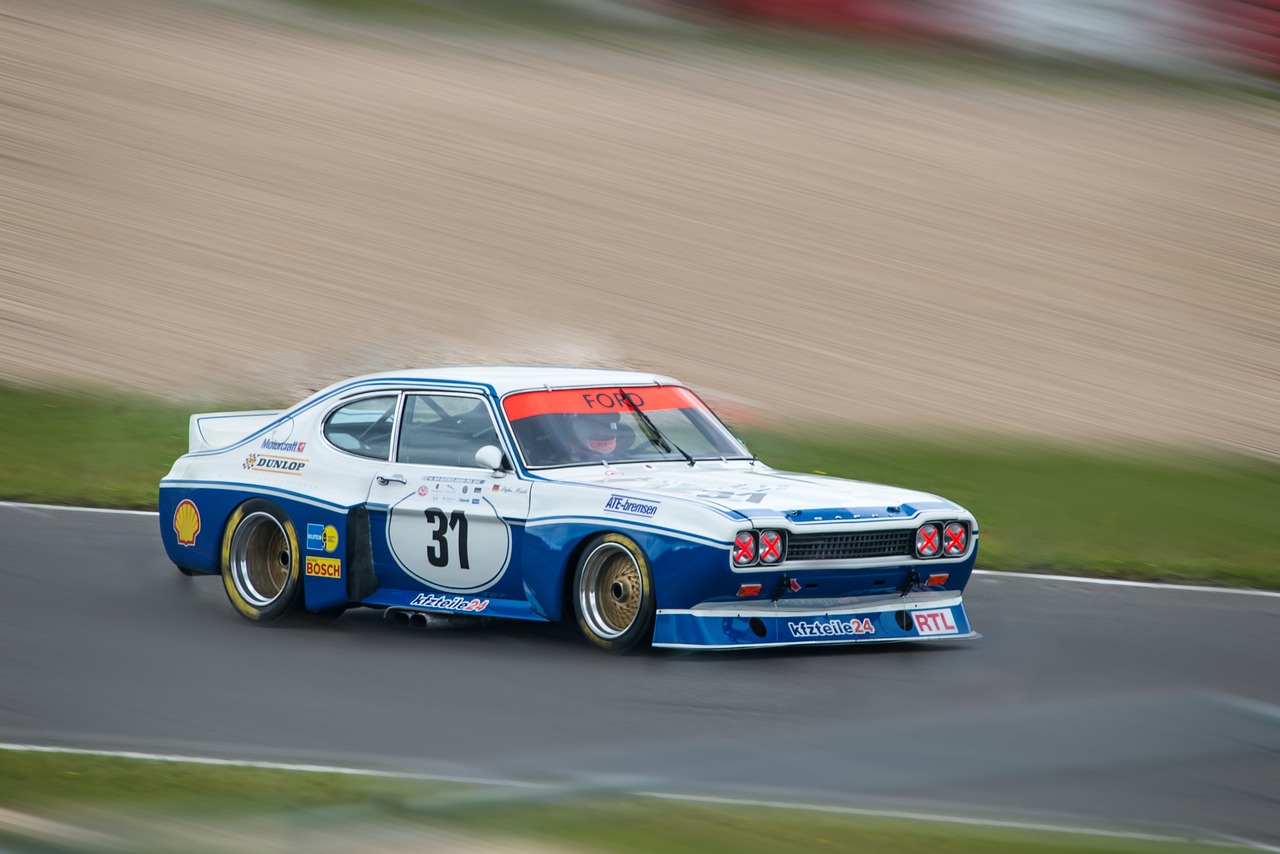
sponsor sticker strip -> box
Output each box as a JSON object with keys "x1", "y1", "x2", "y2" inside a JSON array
[
  {"x1": 787, "y1": 617, "x2": 875, "y2": 638},
  {"x1": 306, "y1": 523, "x2": 339, "y2": 553},
  {"x1": 409, "y1": 593, "x2": 489, "y2": 612},
  {"x1": 604, "y1": 494, "x2": 659, "y2": 518},
  {"x1": 305, "y1": 557, "x2": 341, "y2": 578},
  {"x1": 913, "y1": 608, "x2": 959, "y2": 635},
  {"x1": 261, "y1": 439, "x2": 306, "y2": 453},
  {"x1": 173, "y1": 499, "x2": 201, "y2": 546},
  {"x1": 243, "y1": 454, "x2": 307, "y2": 475}
]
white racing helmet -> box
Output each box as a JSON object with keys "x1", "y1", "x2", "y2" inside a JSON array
[{"x1": 570, "y1": 413, "x2": 618, "y2": 456}]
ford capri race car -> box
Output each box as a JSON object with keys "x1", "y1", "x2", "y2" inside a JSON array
[{"x1": 159, "y1": 367, "x2": 979, "y2": 651}]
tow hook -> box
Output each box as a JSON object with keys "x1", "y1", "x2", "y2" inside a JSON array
[
  {"x1": 899, "y1": 568, "x2": 921, "y2": 597},
  {"x1": 771, "y1": 574, "x2": 790, "y2": 601}
]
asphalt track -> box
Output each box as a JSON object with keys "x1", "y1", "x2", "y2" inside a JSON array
[{"x1": 2, "y1": 504, "x2": 1279, "y2": 847}]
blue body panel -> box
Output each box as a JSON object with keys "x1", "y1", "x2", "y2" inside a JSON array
[{"x1": 160, "y1": 483, "x2": 352, "y2": 612}]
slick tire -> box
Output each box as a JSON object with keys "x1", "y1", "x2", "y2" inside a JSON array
[
  {"x1": 221, "y1": 499, "x2": 305, "y2": 623},
  {"x1": 572, "y1": 533, "x2": 655, "y2": 652}
]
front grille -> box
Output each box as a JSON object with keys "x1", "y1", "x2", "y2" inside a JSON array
[{"x1": 787, "y1": 529, "x2": 914, "y2": 561}]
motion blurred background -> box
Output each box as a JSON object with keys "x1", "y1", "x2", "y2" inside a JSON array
[
  {"x1": 2, "y1": 0, "x2": 1277, "y2": 457},
  {"x1": 3, "y1": 3, "x2": 1280, "y2": 851}
]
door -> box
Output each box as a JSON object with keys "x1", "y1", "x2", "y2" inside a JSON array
[{"x1": 367, "y1": 392, "x2": 529, "y2": 597}]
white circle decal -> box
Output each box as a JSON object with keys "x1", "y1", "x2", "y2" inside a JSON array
[{"x1": 386, "y1": 495, "x2": 510, "y2": 592}]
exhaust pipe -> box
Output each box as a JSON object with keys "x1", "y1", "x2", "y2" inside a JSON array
[{"x1": 385, "y1": 608, "x2": 438, "y2": 629}]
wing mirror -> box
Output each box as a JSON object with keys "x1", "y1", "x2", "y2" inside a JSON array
[{"x1": 475, "y1": 445, "x2": 507, "y2": 475}]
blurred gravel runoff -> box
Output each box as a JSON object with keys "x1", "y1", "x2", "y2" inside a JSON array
[{"x1": 1, "y1": 0, "x2": 1277, "y2": 454}]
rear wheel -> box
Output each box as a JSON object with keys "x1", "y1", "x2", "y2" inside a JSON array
[
  {"x1": 221, "y1": 499, "x2": 303, "y2": 623},
  {"x1": 572, "y1": 533, "x2": 655, "y2": 652}
]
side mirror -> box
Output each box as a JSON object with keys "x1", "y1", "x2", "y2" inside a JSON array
[{"x1": 475, "y1": 445, "x2": 506, "y2": 474}]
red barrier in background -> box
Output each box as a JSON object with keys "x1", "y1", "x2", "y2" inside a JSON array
[
  {"x1": 695, "y1": 0, "x2": 977, "y2": 40},
  {"x1": 654, "y1": 0, "x2": 1279, "y2": 76},
  {"x1": 1199, "y1": 0, "x2": 1280, "y2": 72}
]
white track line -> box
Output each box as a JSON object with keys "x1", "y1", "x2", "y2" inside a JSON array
[
  {"x1": 972, "y1": 570, "x2": 1280, "y2": 598},
  {"x1": 0, "y1": 501, "x2": 156, "y2": 517},
  {"x1": 0, "y1": 743, "x2": 1248, "y2": 849},
  {"x1": 0, "y1": 742, "x2": 544, "y2": 788},
  {"x1": 2, "y1": 501, "x2": 1277, "y2": 598}
]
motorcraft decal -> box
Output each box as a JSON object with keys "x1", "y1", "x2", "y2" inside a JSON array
[{"x1": 261, "y1": 438, "x2": 305, "y2": 453}]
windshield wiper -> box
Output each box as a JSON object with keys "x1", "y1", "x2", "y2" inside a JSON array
[{"x1": 619, "y1": 388, "x2": 695, "y2": 466}]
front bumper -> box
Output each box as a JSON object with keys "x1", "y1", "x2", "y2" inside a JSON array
[{"x1": 652, "y1": 590, "x2": 976, "y2": 650}]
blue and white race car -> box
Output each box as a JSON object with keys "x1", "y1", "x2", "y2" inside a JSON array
[{"x1": 159, "y1": 367, "x2": 979, "y2": 651}]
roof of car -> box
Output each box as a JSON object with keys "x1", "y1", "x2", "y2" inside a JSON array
[{"x1": 323, "y1": 366, "x2": 684, "y2": 398}]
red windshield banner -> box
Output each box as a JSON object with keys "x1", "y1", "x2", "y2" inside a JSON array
[{"x1": 503, "y1": 386, "x2": 705, "y2": 421}]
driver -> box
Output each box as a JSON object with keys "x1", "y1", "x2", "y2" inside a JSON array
[{"x1": 568, "y1": 413, "x2": 619, "y2": 459}]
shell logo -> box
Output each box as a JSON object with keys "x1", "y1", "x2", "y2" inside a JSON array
[{"x1": 174, "y1": 499, "x2": 201, "y2": 547}]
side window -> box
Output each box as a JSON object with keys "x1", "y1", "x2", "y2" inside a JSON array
[
  {"x1": 323, "y1": 395, "x2": 399, "y2": 460},
  {"x1": 397, "y1": 394, "x2": 499, "y2": 468}
]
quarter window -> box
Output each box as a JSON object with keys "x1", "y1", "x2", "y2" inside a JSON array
[{"x1": 323, "y1": 395, "x2": 399, "y2": 460}]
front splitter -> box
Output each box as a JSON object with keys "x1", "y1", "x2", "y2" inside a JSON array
[{"x1": 653, "y1": 590, "x2": 977, "y2": 650}]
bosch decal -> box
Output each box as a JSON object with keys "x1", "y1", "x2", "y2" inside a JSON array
[
  {"x1": 408, "y1": 593, "x2": 489, "y2": 612},
  {"x1": 787, "y1": 617, "x2": 875, "y2": 638},
  {"x1": 173, "y1": 499, "x2": 201, "y2": 546},
  {"x1": 305, "y1": 556, "x2": 341, "y2": 578},
  {"x1": 603, "y1": 495, "x2": 659, "y2": 518},
  {"x1": 306, "y1": 524, "x2": 339, "y2": 553},
  {"x1": 243, "y1": 454, "x2": 307, "y2": 474},
  {"x1": 913, "y1": 609, "x2": 959, "y2": 636}
]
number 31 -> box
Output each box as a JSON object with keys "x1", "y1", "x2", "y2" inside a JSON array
[{"x1": 424, "y1": 508, "x2": 470, "y2": 569}]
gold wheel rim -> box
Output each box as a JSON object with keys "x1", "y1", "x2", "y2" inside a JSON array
[
  {"x1": 580, "y1": 542, "x2": 644, "y2": 640},
  {"x1": 596, "y1": 551, "x2": 641, "y2": 633}
]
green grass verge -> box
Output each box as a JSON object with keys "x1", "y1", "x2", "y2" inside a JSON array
[
  {"x1": 0, "y1": 384, "x2": 192, "y2": 510},
  {"x1": 2, "y1": 382, "x2": 1278, "y2": 588},
  {"x1": 0, "y1": 751, "x2": 1229, "y2": 853}
]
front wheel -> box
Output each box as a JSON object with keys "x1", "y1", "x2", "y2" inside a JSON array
[
  {"x1": 221, "y1": 499, "x2": 304, "y2": 623},
  {"x1": 572, "y1": 533, "x2": 655, "y2": 652}
]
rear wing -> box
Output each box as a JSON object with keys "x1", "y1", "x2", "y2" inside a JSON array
[{"x1": 189, "y1": 410, "x2": 280, "y2": 453}]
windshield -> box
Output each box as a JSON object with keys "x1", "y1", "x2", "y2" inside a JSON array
[{"x1": 503, "y1": 386, "x2": 750, "y2": 468}]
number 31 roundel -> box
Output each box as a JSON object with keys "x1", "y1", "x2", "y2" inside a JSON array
[{"x1": 385, "y1": 496, "x2": 511, "y2": 593}]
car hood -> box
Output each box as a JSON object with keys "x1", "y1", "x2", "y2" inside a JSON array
[{"x1": 541, "y1": 463, "x2": 962, "y2": 521}]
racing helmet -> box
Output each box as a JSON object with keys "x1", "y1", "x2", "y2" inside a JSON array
[{"x1": 570, "y1": 413, "x2": 618, "y2": 456}]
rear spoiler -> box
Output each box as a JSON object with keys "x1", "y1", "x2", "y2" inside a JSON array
[{"x1": 189, "y1": 410, "x2": 280, "y2": 453}]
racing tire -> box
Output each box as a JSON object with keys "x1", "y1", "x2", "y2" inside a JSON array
[
  {"x1": 221, "y1": 499, "x2": 304, "y2": 623},
  {"x1": 572, "y1": 533, "x2": 655, "y2": 652}
]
